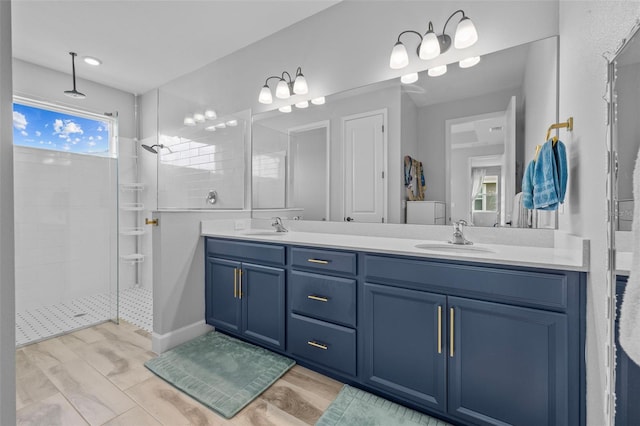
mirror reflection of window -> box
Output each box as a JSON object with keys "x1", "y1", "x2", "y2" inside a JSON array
[{"x1": 473, "y1": 176, "x2": 498, "y2": 212}]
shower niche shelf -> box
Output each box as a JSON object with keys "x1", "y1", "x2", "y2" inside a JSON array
[
  {"x1": 120, "y1": 203, "x2": 144, "y2": 211},
  {"x1": 120, "y1": 183, "x2": 145, "y2": 191},
  {"x1": 120, "y1": 227, "x2": 146, "y2": 236},
  {"x1": 120, "y1": 253, "x2": 145, "y2": 264}
]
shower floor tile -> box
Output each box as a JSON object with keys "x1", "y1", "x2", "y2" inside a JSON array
[{"x1": 16, "y1": 287, "x2": 152, "y2": 347}]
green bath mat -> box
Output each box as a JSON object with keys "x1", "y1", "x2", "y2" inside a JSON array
[
  {"x1": 144, "y1": 331, "x2": 295, "y2": 419},
  {"x1": 316, "y1": 385, "x2": 452, "y2": 426}
]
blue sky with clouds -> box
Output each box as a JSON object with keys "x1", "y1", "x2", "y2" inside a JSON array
[{"x1": 12, "y1": 103, "x2": 110, "y2": 155}]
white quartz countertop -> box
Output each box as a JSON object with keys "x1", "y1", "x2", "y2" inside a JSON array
[
  {"x1": 617, "y1": 251, "x2": 632, "y2": 276},
  {"x1": 201, "y1": 226, "x2": 588, "y2": 272}
]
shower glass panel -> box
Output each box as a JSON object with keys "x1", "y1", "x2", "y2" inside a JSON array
[
  {"x1": 156, "y1": 88, "x2": 248, "y2": 209},
  {"x1": 12, "y1": 98, "x2": 119, "y2": 346}
]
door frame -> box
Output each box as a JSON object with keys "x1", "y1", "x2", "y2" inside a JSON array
[
  {"x1": 341, "y1": 108, "x2": 388, "y2": 223},
  {"x1": 287, "y1": 120, "x2": 331, "y2": 221}
]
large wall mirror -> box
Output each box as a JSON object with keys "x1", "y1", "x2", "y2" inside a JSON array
[
  {"x1": 252, "y1": 36, "x2": 558, "y2": 228},
  {"x1": 613, "y1": 29, "x2": 640, "y2": 232}
]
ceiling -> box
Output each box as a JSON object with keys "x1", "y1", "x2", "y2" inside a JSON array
[{"x1": 11, "y1": 0, "x2": 339, "y2": 95}]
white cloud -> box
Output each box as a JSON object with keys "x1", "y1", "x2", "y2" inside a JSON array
[
  {"x1": 97, "y1": 135, "x2": 103, "y2": 141},
  {"x1": 13, "y1": 111, "x2": 27, "y2": 130},
  {"x1": 53, "y1": 119, "x2": 83, "y2": 137},
  {"x1": 97, "y1": 126, "x2": 104, "y2": 132},
  {"x1": 35, "y1": 131, "x2": 41, "y2": 137},
  {"x1": 88, "y1": 141, "x2": 96, "y2": 147},
  {"x1": 89, "y1": 136, "x2": 94, "y2": 141},
  {"x1": 20, "y1": 130, "x2": 28, "y2": 136}
]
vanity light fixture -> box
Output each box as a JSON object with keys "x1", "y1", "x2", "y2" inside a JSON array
[
  {"x1": 311, "y1": 96, "x2": 325, "y2": 105},
  {"x1": 215, "y1": 123, "x2": 227, "y2": 129},
  {"x1": 459, "y1": 56, "x2": 481, "y2": 68},
  {"x1": 389, "y1": 9, "x2": 479, "y2": 70},
  {"x1": 193, "y1": 113, "x2": 205, "y2": 123},
  {"x1": 259, "y1": 67, "x2": 309, "y2": 104},
  {"x1": 205, "y1": 125, "x2": 217, "y2": 132},
  {"x1": 278, "y1": 105, "x2": 292, "y2": 113},
  {"x1": 401, "y1": 72, "x2": 419, "y2": 84},
  {"x1": 428, "y1": 64, "x2": 447, "y2": 77},
  {"x1": 204, "y1": 110, "x2": 217, "y2": 120},
  {"x1": 226, "y1": 119, "x2": 238, "y2": 127},
  {"x1": 295, "y1": 100, "x2": 309, "y2": 109},
  {"x1": 183, "y1": 116, "x2": 196, "y2": 126},
  {"x1": 63, "y1": 52, "x2": 86, "y2": 99}
]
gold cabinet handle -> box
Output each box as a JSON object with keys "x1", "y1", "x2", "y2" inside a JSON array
[
  {"x1": 145, "y1": 218, "x2": 158, "y2": 226},
  {"x1": 437, "y1": 306, "x2": 442, "y2": 354},
  {"x1": 233, "y1": 268, "x2": 237, "y2": 298},
  {"x1": 307, "y1": 259, "x2": 329, "y2": 264},
  {"x1": 238, "y1": 269, "x2": 243, "y2": 299},
  {"x1": 450, "y1": 307, "x2": 455, "y2": 358},
  {"x1": 307, "y1": 295, "x2": 329, "y2": 302},
  {"x1": 307, "y1": 341, "x2": 328, "y2": 350}
]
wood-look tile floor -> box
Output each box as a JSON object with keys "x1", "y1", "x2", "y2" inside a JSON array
[{"x1": 16, "y1": 321, "x2": 343, "y2": 426}]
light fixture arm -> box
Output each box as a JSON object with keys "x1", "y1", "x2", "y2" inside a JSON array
[
  {"x1": 441, "y1": 9, "x2": 466, "y2": 36},
  {"x1": 263, "y1": 76, "x2": 283, "y2": 87},
  {"x1": 280, "y1": 71, "x2": 293, "y2": 84},
  {"x1": 395, "y1": 29, "x2": 423, "y2": 44}
]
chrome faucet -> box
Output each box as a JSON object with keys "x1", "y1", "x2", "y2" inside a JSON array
[
  {"x1": 450, "y1": 220, "x2": 472, "y2": 245},
  {"x1": 271, "y1": 217, "x2": 288, "y2": 233}
]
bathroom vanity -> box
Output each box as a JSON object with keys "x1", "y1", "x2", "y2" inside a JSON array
[{"x1": 202, "y1": 225, "x2": 587, "y2": 426}]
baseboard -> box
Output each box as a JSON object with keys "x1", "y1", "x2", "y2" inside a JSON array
[{"x1": 152, "y1": 320, "x2": 214, "y2": 354}]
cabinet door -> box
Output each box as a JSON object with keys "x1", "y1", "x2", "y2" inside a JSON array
[
  {"x1": 205, "y1": 257, "x2": 241, "y2": 334},
  {"x1": 448, "y1": 296, "x2": 569, "y2": 426},
  {"x1": 363, "y1": 283, "x2": 447, "y2": 413},
  {"x1": 615, "y1": 276, "x2": 640, "y2": 426},
  {"x1": 241, "y1": 263, "x2": 286, "y2": 350}
]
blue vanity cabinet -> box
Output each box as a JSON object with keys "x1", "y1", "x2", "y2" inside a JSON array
[
  {"x1": 205, "y1": 238, "x2": 286, "y2": 351},
  {"x1": 363, "y1": 254, "x2": 583, "y2": 426},
  {"x1": 448, "y1": 296, "x2": 569, "y2": 426},
  {"x1": 363, "y1": 283, "x2": 447, "y2": 413},
  {"x1": 615, "y1": 275, "x2": 640, "y2": 426},
  {"x1": 287, "y1": 246, "x2": 358, "y2": 377}
]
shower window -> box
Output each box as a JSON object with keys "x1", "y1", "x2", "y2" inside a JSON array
[{"x1": 12, "y1": 100, "x2": 115, "y2": 157}]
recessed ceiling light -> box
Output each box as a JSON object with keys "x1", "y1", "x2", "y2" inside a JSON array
[
  {"x1": 427, "y1": 65, "x2": 447, "y2": 77},
  {"x1": 459, "y1": 56, "x2": 481, "y2": 68},
  {"x1": 83, "y1": 56, "x2": 102, "y2": 66},
  {"x1": 400, "y1": 73, "x2": 419, "y2": 84}
]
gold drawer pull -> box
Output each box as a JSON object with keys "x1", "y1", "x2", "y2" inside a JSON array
[
  {"x1": 307, "y1": 341, "x2": 328, "y2": 350},
  {"x1": 437, "y1": 306, "x2": 442, "y2": 354},
  {"x1": 450, "y1": 307, "x2": 455, "y2": 358},
  {"x1": 238, "y1": 269, "x2": 243, "y2": 299},
  {"x1": 234, "y1": 268, "x2": 238, "y2": 298},
  {"x1": 307, "y1": 295, "x2": 329, "y2": 302},
  {"x1": 307, "y1": 259, "x2": 330, "y2": 264}
]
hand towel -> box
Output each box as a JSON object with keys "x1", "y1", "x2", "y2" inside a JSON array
[
  {"x1": 522, "y1": 160, "x2": 535, "y2": 209},
  {"x1": 533, "y1": 140, "x2": 568, "y2": 210},
  {"x1": 620, "y1": 147, "x2": 640, "y2": 365}
]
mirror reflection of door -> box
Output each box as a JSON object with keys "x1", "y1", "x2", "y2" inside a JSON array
[
  {"x1": 288, "y1": 122, "x2": 330, "y2": 221},
  {"x1": 447, "y1": 97, "x2": 516, "y2": 226},
  {"x1": 343, "y1": 110, "x2": 386, "y2": 223}
]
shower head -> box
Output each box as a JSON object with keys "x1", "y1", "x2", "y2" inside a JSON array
[
  {"x1": 141, "y1": 144, "x2": 172, "y2": 154},
  {"x1": 142, "y1": 144, "x2": 158, "y2": 154}
]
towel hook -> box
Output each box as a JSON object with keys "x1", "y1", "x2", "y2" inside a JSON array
[{"x1": 545, "y1": 117, "x2": 574, "y2": 144}]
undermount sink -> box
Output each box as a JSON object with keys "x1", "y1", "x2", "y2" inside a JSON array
[
  {"x1": 414, "y1": 242, "x2": 495, "y2": 254},
  {"x1": 241, "y1": 230, "x2": 288, "y2": 236}
]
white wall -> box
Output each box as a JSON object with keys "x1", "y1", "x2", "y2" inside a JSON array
[
  {"x1": 13, "y1": 147, "x2": 118, "y2": 311},
  {"x1": 558, "y1": 2, "x2": 640, "y2": 425},
  {"x1": 0, "y1": 1, "x2": 15, "y2": 423},
  {"x1": 616, "y1": 62, "x2": 640, "y2": 201}
]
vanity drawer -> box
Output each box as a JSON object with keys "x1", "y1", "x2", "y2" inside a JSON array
[
  {"x1": 364, "y1": 254, "x2": 570, "y2": 311},
  {"x1": 288, "y1": 313, "x2": 356, "y2": 376},
  {"x1": 290, "y1": 271, "x2": 356, "y2": 327},
  {"x1": 206, "y1": 238, "x2": 285, "y2": 266},
  {"x1": 291, "y1": 247, "x2": 357, "y2": 276}
]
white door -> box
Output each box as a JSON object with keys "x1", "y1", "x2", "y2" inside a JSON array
[
  {"x1": 501, "y1": 96, "x2": 516, "y2": 226},
  {"x1": 343, "y1": 111, "x2": 385, "y2": 223}
]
